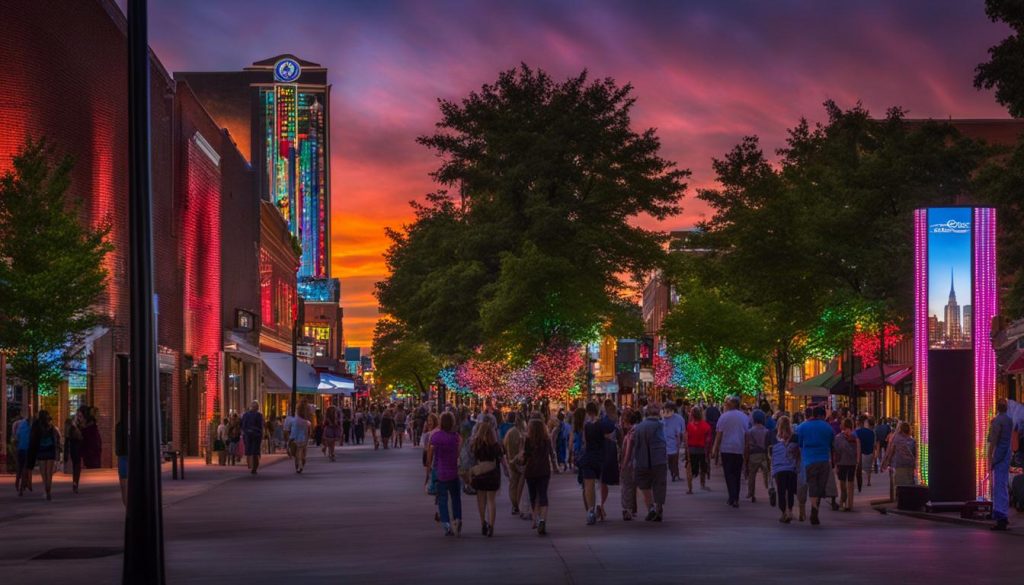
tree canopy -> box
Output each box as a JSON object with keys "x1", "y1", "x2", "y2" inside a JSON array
[
  {"x1": 975, "y1": 0, "x2": 1024, "y2": 117},
  {"x1": 377, "y1": 65, "x2": 688, "y2": 361}
]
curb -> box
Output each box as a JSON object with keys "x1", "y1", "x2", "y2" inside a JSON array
[{"x1": 876, "y1": 505, "x2": 1023, "y2": 536}]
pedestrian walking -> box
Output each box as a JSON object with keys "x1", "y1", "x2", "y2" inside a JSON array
[
  {"x1": 354, "y1": 408, "x2": 365, "y2": 445},
  {"x1": 661, "y1": 402, "x2": 685, "y2": 482},
  {"x1": 286, "y1": 405, "x2": 312, "y2": 473},
  {"x1": 598, "y1": 401, "x2": 621, "y2": 520},
  {"x1": 744, "y1": 409, "x2": 772, "y2": 503},
  {"x1": 395, "y1": 404, "x2": 407, "y2": 448},
  {"x1": 380, "y1": 407, "x2": 395, "y2": 450},
  {"x1": 581, "y1": 402, "x2": 615, "y2": 525},
  {"x1": 215, "y1": 417, "x2": 228, "y2": 466},
  {"x1": 503, "y1": 412, "x2": 526, "y2": 517},
  {"x1": 554, "y1": 412, "x2": 570, "y2": 472},
  {"x1": 79, "y1": 406, "x2": 102, "y2": 470},
  {"x1": 520, "y1": 416, "x2": 555, "y2": 535},
  {"x1": 632, "y1": 403, "x2": 668, "y2": 521},
  {"x1": 27, "y1": 410, "x2": 60, "y2": 501},
  {"x1": 63, "y1": 411, "x2": 83, "y2": 493},
  {"x1": 470, "y1": 417, "x2": 505, "y2": 537},
  {"x1": 685, "y1": 406, "x2": 711, "y2": 494},
  {"x1": 427, "y1": 411, "x2": 462, "y2": 536},
  {"x1": 881, "y1": 421, "x2": 917, "y2": 488},
  {"x1": 711, "y1": 396, "x2": 748, "y2": 508},
  {"x1": 322, "y1": 406, "x2": 341, "y2": 462},
  {"x1": 227, "y1": 412, "x2": 242, "y2": 466},
  {"x1": 619, "y1": 408, "x2": 640, "y2": 520},
  {"x1": 342, "y1": 407, "x2": 353, "y2": 445},
  {"x1": 771, "y1": 416, "x2": 799, "y2": 523},
  {"x1": 241, "y1": 401, "x2": 265, "y2": 475},
  {"x1": 833, "y1": 418, "x2": 860, "y2": 511},
  {"x1": 797, "y1": 405, "x2": 834, "y2": 525},
  {"x1": 855, "y1": 415, "x2": 876, "y2": 491},
  {"x1": 987, "y1": 399, "x2": 1013, "y2": 531},
  {"x1": 13, "y1": 408, "x2": 33, "y2": 496},
  {"x1": 367, "y1": 406, "x2": 380, "y2": 449}
]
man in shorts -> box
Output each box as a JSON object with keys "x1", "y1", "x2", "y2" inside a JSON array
[
  {"x1": 632, "y1": 404, "x2": 668, "y2": 521},
  {"x1": 797, "y1": 406, "x2": 835, "y2": 526}
]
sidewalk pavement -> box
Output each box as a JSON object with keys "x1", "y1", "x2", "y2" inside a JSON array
[{"x1": 1, "y1": 443, "x2": 1019, "y2": 585}]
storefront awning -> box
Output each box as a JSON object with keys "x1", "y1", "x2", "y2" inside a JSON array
[
  {"x1": 853, "y1": 364, "x2": 910, "y2": 390},
  {"x1": 791, "y1": 360, "x2": 840, "y2": 397},
  {"x1": 318, "y1": 373, "x2": 357, "y2": 396},
  {"x1": 261, "y1": 352, "x2": 319, "y2": 393}
]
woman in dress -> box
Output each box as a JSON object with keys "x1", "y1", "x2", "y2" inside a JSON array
[
  {"x1": 28, "y1": 410, "x2": 60, "y2": 501},
  {"x1": 470, "y1": 417, "x2": 506, "y2": 537}
]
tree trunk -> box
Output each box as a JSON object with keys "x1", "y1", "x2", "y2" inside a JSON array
[
  {"x1": 876, "y1": 322, "x2": 886, "y2": 416},
  {"x1": 774, "y1": 349, "x2": 789, "y2": 411}
]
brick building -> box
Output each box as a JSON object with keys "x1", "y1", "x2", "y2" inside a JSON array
[{"x1": 0, "y1": 0, "x2": 265, "y2": 463}]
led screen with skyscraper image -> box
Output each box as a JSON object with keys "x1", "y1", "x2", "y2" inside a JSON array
[{"x1": 927, "y1": 207, "x2": 973, "y2": 350}]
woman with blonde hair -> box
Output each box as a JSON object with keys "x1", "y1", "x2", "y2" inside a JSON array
[
  {"x1": 286, "y1": 403, "x2": 312, "y2": 473},
  {"x1": 770, "y1": 416, "x2": 800, "y2": 523},
  {"x1": 470, "y1": 417, "x2": 506, "y2": 537}
]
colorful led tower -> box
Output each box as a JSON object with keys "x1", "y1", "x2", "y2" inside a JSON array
[{"x1": 914, "y1": 207, "x2": 997, "y2": 500}]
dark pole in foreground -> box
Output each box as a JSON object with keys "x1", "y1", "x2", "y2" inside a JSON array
[{"x1": 123, "y1": 0, "x2": 164, "y2": 582}]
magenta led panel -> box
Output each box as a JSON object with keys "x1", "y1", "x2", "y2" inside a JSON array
[
  {"x1": 973, "y1": 207, "x2": 997, "y2": 498},
  {"x1": 914, "y1": 209, "x2": 929, "y2": 484}
]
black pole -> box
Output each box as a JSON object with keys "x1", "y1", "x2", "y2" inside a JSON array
[
  {"x1": 123, "y1": 0, "x2": 164, "y2": 583},
  {"x1": 291, "y1": 298, "x2": 304, "y2": 416},
  {"x1": 291, "y1": 313, "x2": 298, "y2": 417}
]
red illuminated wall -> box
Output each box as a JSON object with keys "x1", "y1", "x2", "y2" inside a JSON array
[
  {"x1": 182, "y1": 131, "x2": 223, "y2": 436},
  {"x1": 0, "y1": 0, "x2": 184, "y2": 466}
]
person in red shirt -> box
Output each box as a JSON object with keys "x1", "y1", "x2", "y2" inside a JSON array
[{"x1": 685, "y1": 407, "x2": 712, "y2": 494}]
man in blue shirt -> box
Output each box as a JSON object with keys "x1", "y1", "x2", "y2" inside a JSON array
[
  {"x1": 989, "y1": 399, "x2": 1013, "y2": 531},
  {"x1": 797, "y1": 405, "x2": 834, "y2": 526},
  {"x1": 854, "y1": 415, "x2": 876, "y2": 491}
]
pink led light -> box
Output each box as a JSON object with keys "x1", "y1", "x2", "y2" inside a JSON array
[
  {"x1": 913, "y1": 209, "x2": 929, "y2": 484},
  {"x1": 973, "y1": 207, "x2": 997, "y2": 499}
]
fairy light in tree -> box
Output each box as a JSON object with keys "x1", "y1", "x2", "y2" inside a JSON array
[{"x1": 853, "y1": 322, "x2": 904, "y2": 368}]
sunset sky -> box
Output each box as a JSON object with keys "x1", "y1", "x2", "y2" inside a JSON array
[{"x1": 139, "y1": 0, "x2": 1012, "y2": 349}]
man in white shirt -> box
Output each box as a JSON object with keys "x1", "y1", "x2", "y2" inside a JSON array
[
  {"x1": 661, "y1": 403, "x2": 686, "y2": 482},
  {"x1": 711, "y1": 396, "x2": 750, "y2": 508}
]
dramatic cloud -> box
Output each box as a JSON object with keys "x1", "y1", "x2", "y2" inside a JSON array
[{"x1": 143, "y1": 0, "x2": 1011, "y2": 347}]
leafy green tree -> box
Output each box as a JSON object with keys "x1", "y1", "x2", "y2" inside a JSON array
[
  {"x1": 378, "y1": 65, "x2": 688, "y2": 361},
  {"x1": 660, "y1": 279, "x2": 772, "y2": 400},
  {"x1": 975, "y1": 0, "x2": 1024, "y2": 117},
  {"x1": 0, "y1": 139, "x2": 112, "y2": 410},
  {"x1": 789, "y1": 103, "x2": 983, "y2": 381},
  {"x1": 370, "y1": 317, "x2": 440, "y2": 398},
  {"x1": 973, "y1": 142, "x2": 1024, "y2": 318},
  {"x1": 683, "y1": 134, "x2": 825, "y2": 407}
]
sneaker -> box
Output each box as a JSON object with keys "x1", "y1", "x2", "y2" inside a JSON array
[
  {"x1": 644, "y1": 508, "x2": 657, "y2": 521},
  {"x1": 587, "y1": 510, "x2": 597, "y2": 525},
  {"x1": 653, "y1": 511, "x2": 663, "y2": 522},
  {"x1": 482, "y1": 522, "x2": 489, "y2": 536},
  {"x1": 810, "y1": 507, "x2": 820, "y2": 526},
  {"x1": 443, "y1": 522, "x2": 453, "y2": 536},
  {"x1": 769, "y1": 489, "x2": 776, "y2": 508},
  {"x1": 992, "y1": 519, "x2": 1009, "y2": 531},
  {"x1": 512, "y1": 507, "x2": 519, "y2": 516},
  {"x1": 537, "y1": 519, "x2": 546, "y2": 535}
]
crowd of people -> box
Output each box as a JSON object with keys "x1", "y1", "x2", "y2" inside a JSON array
[
  {"x1": 411, "y1": 395, "x2": 939, "y2": 537},
  {"x1": 10, "y1": 404, "x2": 107, "y2": 501}
]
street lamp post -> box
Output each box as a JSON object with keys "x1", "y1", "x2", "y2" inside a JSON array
[{"x1": 123, "y1": 0, "x2": 164, "y2": 583}]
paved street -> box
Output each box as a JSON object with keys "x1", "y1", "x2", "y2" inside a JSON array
[{"x1": 0, "y1": 442, "x2": 1019, "y2": 585}]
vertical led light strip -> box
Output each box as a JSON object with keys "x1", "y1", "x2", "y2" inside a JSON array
[
  {"x1": 913, "y1": 209, "x2": 930, "y2": 485},
  {"x1": 973, "y1": 207, "x2": 997, "y2": 499}
]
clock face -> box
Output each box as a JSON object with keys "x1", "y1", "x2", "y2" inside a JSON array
[{"x1": 274, "y1": 58, "x2": 301, "y2": 83}]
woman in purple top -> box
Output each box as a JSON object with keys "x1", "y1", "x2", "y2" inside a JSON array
[{"x1": 427, "y1": 411, "x2": 463, "y2": 536}]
